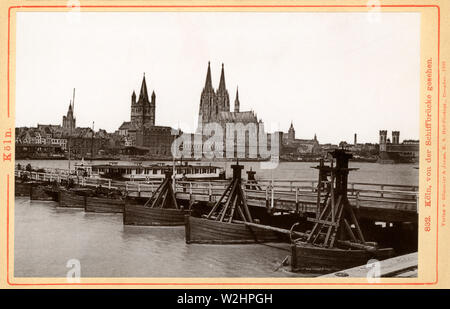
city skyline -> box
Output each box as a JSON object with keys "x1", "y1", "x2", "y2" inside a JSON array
[{"x1": 15, "y1": 12, "x2": 421, "y2": 144}]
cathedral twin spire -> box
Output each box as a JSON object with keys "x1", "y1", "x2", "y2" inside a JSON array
[{"x1": 200, "y1": 62, "x2": 239, "y2": 119}]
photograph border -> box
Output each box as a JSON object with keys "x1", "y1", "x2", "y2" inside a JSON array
[{"x1": 3, "y1": 2, "x2": 441, "y2": 287}]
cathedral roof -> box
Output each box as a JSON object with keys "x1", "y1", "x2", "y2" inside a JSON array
[
  {"x1": 119, "y1": 121, "x2": 131, "y2": 130},
  {"x1": 218, "y1": 111, "x2": 258, "y2": 123}
]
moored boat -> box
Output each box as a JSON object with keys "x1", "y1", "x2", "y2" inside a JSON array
[
  {"x1": 124, "y1": 169, "x2": 187, "y2": 225},
  {"x1": 42, "y1": 186, "x2": 60, "y2": 202},
  {"x1": 124, "y1": 203, "x2": 188, "y2": 226},
  {"x1": 58, "y1": 189, "x2": 87, "y2": 208},
  {"x1": 15, "y1": 181, "x2": 32, "y2": 197},
  {"x1": 185, "y1": 162, "x2": 282, "y2": 244},
  {"x1": 289, "y1": 150, "x2": 395, "y2": 274},
  {"x1": 30, "y1": 184, "x2": 54, "y2": 201},
  {"x1": 90, "y1": 162, "x2": 225, "y2": 181},
  {"x1": 290, "y1": 242, "x2": 394, "y2": 273},
  {"x1": 85, "y1": 196, "x2": 125, "y2": 213},
  {"x1": 185, "y1": 216, "x2": 280, "y2": 244}
]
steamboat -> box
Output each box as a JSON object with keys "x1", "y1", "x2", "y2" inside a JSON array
[{"x1": 74, "y1": 161, "x2": 225, "y2": 181}]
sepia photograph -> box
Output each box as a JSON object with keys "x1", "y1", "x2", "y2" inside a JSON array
[{"x1": 12, "y1": 9, "x2": 422, "y2": 280}]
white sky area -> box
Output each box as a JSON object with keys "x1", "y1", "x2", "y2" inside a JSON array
[{"x1": 16, "y1": 12, "x2": 421, "y2": 144}]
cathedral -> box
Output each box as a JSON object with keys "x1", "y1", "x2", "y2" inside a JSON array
[
  {"x1": 197, "y1": 62, "x2": 259, "y2": 130},
  {"x1": 196, "y1": 62, "x2": 263, "y2": 158}
]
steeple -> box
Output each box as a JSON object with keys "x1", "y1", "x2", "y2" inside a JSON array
[
  {"x1": 234, "y1": 87, "x2": 240, "y2": 112},
  {"x1": 131, "y1": 90, "x2": 136, "y2": 104},
  {"x1": 218, "y1": 63, "x2": 226, "y2": 91},
  {"x1": 151, "y1": 90, "x2": 156, "y2": 105},
  {"x1": 204, "y1": 61, "x2": 213, "y2": 91},
  {"x1": 216, "y1": 63, "x2": 230, "y2": 112},
  {"x1": 72, "y1": 88, "x2": 75, "y2": 112},
  {"x1": 288, "y1": 121, "x2": 295, "y2": 141},
  {"x1": 138, "y1": 73, "x2": 149, "y2": 103}
]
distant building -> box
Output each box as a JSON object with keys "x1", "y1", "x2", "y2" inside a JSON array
[
  {"x1": 118, "y1": 121, "x2": 131, "y2": 136},
  {"x1": 197, "y1": 62, "x2": 260, "y2": 130},
  {"x1": 117, "y1": 74, "x2": 176, "y2": 158},
  {"x1": 62, "y1": 100, "x2": 76, "y2": 132},
  {"x1": 130, "y1": 74, "x2": 156, "y2": 129},
  {"x1": 195, "y1": 62, "x2": 268, "y2": 159},
  {"x1": 136, "y1": 126, "x2": 175, "y2": 156},
  {"x1": 281, "y1": 122, "x2": 321, "y2": 158},
  {"x1": 15, "y1": 143, "x2": 64, "y2": 159},
  {"x1": 378, "y1": 130, "x2": 419, "y2": 163}
]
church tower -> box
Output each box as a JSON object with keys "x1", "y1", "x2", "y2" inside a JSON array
[
  {"x1": 131, "y1": 74, "x2": 155, "y2": 129},
  {"x1": 216, "y1": 63, "x2": 230, "y2": 114},
  {"x1": 234, "y1": 87, "x2": 240, "y2": 112},
  {"x1": 288, "y1": 122, "x2": 295, "y2": 141},
  {"x1": 62, "y1": 99, "x2": 76, "y2": 132},
  {"x1": 198, "y1": 62, "x2": 216, "y2": 129}
]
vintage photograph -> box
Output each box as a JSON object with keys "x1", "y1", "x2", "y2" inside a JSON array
[{"x1": 13, "y1": 11, "x2": 420, "y2": 278}]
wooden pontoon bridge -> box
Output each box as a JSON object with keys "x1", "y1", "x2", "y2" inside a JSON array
[{"x1": 15, "y1": 166, "x2": 418, "y2": 224}]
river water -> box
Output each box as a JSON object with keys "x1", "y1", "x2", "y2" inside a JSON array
[
  {"x1": 14, "y1": 160, "x2": 418, "y2": 278},
  {"x1": 16, "y1": 159, "x2": 419, "y2": 185}
]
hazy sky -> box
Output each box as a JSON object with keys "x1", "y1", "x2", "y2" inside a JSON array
[{"x1": 16, "y1": 12, "x2": 420, "y2": 144}]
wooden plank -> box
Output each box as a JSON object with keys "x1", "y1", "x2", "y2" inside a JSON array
[{"x1": 320, "y1": 252, "x2": 418, "y2": 278}]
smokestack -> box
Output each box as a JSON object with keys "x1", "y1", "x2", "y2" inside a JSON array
[{"x1": 354, "y1": 133, "x2": 357, "y2": 145}]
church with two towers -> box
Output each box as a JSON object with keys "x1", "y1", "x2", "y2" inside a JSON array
[{"x1": 197, "y1": 62, "x2": 260, "y2": 132}]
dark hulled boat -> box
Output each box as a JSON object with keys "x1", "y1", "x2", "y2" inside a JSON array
[
  {"x1": 124, "y1": 170, "x2": 187, "y2": 226},
  {"x1": 185, "y1": 216, "x2": 279, "y2": 244},
  {"x1": 58, "y1": 189, "x2": 87, "y2": 208},
  {"x1": 15, "y1": 181, "x2": 32, "y2": 197},
  {"x1": 124, "y1": 203, "x2": 188, "y2": 226},
  {"x1": 42, "y1": 186, "x2": 60, "y2": 202},
  {"x1": 85, "y1": 196, "x2": 125, "y2": 213},
  {"x1": 290, "y1": 150, "x2": 395, "y2": 274},
  {"x1": 185, "y1": 162, "x2": 282, "y2": 244},
  {"x1": 290, "y1": 242, "x2": 394, "y2": 273},
  {"x1": 30, "y1": 184, "x2": 54, "y2": 201}
]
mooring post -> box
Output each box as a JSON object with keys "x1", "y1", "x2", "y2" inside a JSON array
[
  {"x1": 271, "y1": 183, "x2": 274, "y2": 210},
  {"x1": 246, "y1": 168, "x2": 257, "y2": 190},
  {"x1": 208, "y1": 182, "x2": 212, "y2": 201}
]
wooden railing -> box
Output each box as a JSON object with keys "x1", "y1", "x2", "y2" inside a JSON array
[{"x1": 15, "y1": 169, "x2": 419, "y2": 217}]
